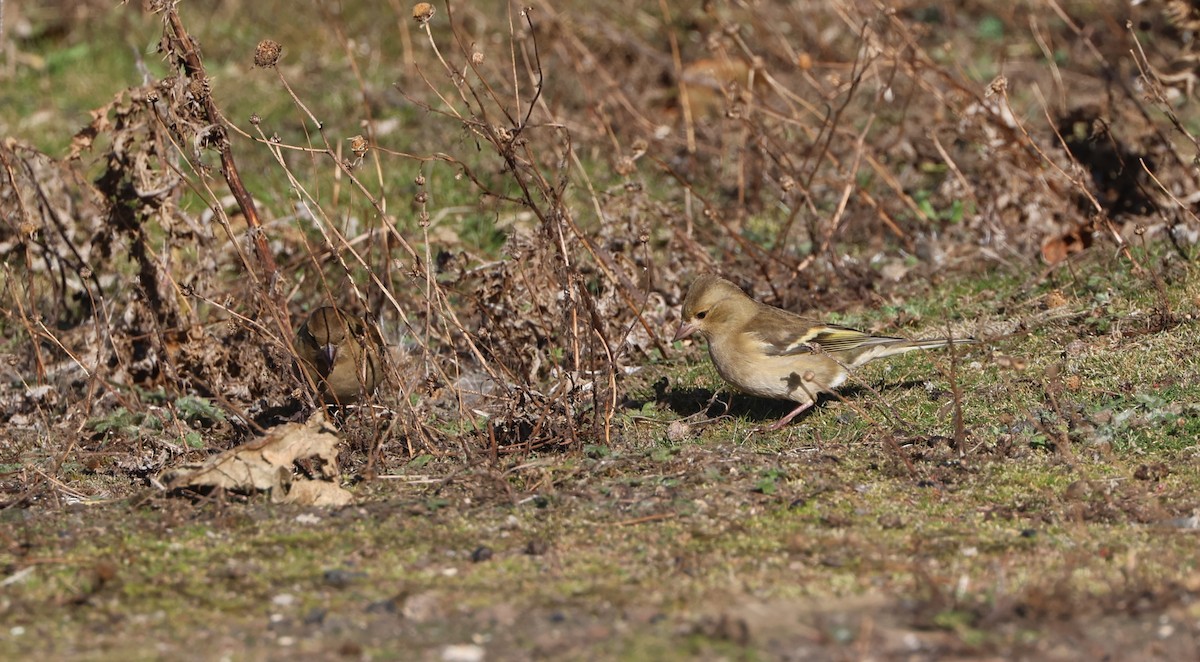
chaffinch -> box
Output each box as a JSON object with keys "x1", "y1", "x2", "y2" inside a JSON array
[
  {"x1": 294, "y1": 306, "x2": 384, "y2": 405},
  {"x1": 673, "y1": 274, "x2": 975, "y2": 430}
]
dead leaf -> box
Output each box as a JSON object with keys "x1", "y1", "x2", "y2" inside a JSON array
[
  {"x1": 161, "y1": 413, "x2": 351, "y2": 505},
  {"x1": 281, "y1": 479, "x2": 354, "y2": 506},
  {"x1": 680, "y1": 57, "x2": 764, "y2": 119},
  {"x1": 1042, "y1": 220, "x2": 1094, "y2": 265}
]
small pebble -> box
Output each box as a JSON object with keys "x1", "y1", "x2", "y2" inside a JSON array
[{"x1": 441, "y1": 644, "x2": 485, "y2": 662}]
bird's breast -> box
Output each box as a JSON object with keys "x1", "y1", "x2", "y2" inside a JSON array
[{"x1": 708, "y1": 340, "x2": 844, "y2": 404}]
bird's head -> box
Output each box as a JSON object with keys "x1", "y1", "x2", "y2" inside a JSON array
[
  {"x1": 306, "y1": 307, "x2": 351, "y2": 368},
  {"x1": 673, "y1": 274, "x2": 754, "y2": 342}
]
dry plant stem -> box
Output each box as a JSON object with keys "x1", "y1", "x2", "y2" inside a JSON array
[
  {"x1": 0, "y1": 266, "x2": 48, "y2": 385},
  {"x1": 592, "y1": 325, "x2": 617, "y2": 446},
  {"x1": 930, "y1": 131, "x2": 974, "y2": 198},
  {"x1": 447, "y1": 4, "x2": 542, "y2": 130},
  {"x1": 321, "y1": 8, "x2": 394, "y2": 213},
  {"x1": 657, "y1": 0, "x2": 695, "y2": 154},
  {"x1": 505, "y1": 5, "x2": 522, "y2": 122},
  {"x1": 264, "y1": 57, "x2": 431, "y2": 317},
  {"x1": 724, "y1": 28, "x2": 825, "y2": 121},
  {"x1": 877, "y1": 9, "x2": 984, "y2": 109},
  {"x1": 408, "y1": 3, "x2": 640, "y2": 441},
  {"x1": 158, "y1": 7, "x2": 296, "y2": 370},
  {"x1": 255, "y1": 126, "x2": 490, "y2": 421},
  {"x1": 1130, "y1": 219, "x2": 1175, "y2": 322},
  {"x1": 1140, "y1": 158, "x2": 1200, "y2": 257},
  {"x1": 862, "y1": 151, "x2": 929, "y2": 228},
  {"x1": 146, "y1": 112, "x2": 264, "y2": 294},
  {"x1": 946, "y1": 332, "x2": 967, "y2": 458},
  {"x1": 615, "y1": 513, "x2": 676, "y2": 527},
  {"x1": 1127, "y1": 27, "x2": 1200, "y2": 161},
  {"x1": 1044, "y1": 0, "x2": 1192, "y2": 175},
  {"x1": 882, "y1": 434, "x2": 917, "y2": 478},
  {"x1": 817, "y1": 115, "x2": 875, "y2": 260},
  {"x1": 416, "y1": 19, "x2": 467, "y2": 119},
  {"x1": 452, "y1": 7, "x2": 643, "y2": 397},
  {"x1": 999, "y1": 85, "x2": 1139, "y2": 270},
  {"x1": 1029, "y1": 15, "x2": 1066, "y2": 112},
  {"x1": 10, "y1": 138, "x2": 161, "y2": 418},
  {"x1": 534, "y1": 2, "x2": 659, "y2": 134},
  {"x1": 772, "y1": 19, "x2": 877, "y2": 252},
  {"x1": 1038, "y1": 377, "x2": 1076, "y2": 465},
  {"x1": 386, "y1": 0, "x2": 418, "y2": 73},
  {"x1": 566, "y1": 148, "x2": 670, "y2": 357},
  {"x1": 411, "y1": 177, "x2": 470, "y2": 427},
  {"x1": 256, "y1": 73, "x2": 428, "y2": 274},
  {"x1": 323, "y1": 8, "x2": 377, "y2": 131},
  {"x1": 653, "y1": 156, "x2": 776, "y2": 265},
  {"x1": 3, "y1": 147, "x2": 108, "y2": 306},
  {"x1": 414, "y1": 185, "x2": 436, "y2": 362}
]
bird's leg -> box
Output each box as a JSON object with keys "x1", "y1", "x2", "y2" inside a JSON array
[{"x1": 765, "y1": 401, "x2": 814, "y2": 431}]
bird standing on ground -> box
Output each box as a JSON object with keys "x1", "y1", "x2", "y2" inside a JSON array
[
  {"x1": 294, "y1": 306, "x2": 384, "y2": 405},
  {"x1": 673, "y1": 274, "x2": 975, "y2": 430}
]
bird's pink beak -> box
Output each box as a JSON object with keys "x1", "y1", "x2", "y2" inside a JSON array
[
  {"x1": 321, "y1": 344, "x2": 338, "y2": 369},
  {"x1": 672, "y1": 321, "x2": 698, "y2": 343}
]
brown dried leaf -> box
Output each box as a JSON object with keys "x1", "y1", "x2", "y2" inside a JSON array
[
  {"x1": 1042, "y1": 220, "x2": 1094, "y2": 265},
  {"x1": 281, "y1": 479, "x2": 354, "y2": 506},
  {"x1": 161, "y1": 414, "x2": 348, "y2": 504}
]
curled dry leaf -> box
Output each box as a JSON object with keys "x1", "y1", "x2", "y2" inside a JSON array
[
  {"x1": 1042, "y1": 220, "x2": 1095, "y2": 265},
  {"x1": 160, "y1": 413, "x2": 352, "y2": 506}
]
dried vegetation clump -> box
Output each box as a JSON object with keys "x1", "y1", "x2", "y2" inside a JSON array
[{"x1": 2, "y1": 0, "x2": 1200, "y2": 501}]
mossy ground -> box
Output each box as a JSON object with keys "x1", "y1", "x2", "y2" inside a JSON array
[{"x1": 5, "y1": 253, "x2": 1200, "y2": 659}]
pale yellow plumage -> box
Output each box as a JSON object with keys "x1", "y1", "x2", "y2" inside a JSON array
[
  {"x1": 294, "y1": 306, "x2": 384, "y2": 405},
  {"x1": 674, "y1": 274, "x2": 975, "y2": 430}
]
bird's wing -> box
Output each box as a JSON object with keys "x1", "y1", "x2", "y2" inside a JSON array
[{"x1": 749, "y1": 306, "x2": 900, "y2": 357}]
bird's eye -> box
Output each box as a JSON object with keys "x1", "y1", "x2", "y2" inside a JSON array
[{"x1": 696, "y1": 311, "x2": 708, "y2": 320}]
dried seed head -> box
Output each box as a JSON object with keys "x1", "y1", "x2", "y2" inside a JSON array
[
  {"x1": 187, "y1": 76, "x2": 211, "y2": 100},
  {"x1": 413, "y1": 2, "x2": 436, "y2": 24},
  {"x1": 348, "y1": 134, "x2": 368, "y2": 158},
  {"x1": 254, "y1": 39, "x2": 282, "y2": 68},
  {"x1": 986, "y1": 75, "x2": 1008, "y2": 97},
  {"x1": 471, "y1": 51, "x2": 484, "y2": 65},
  {"x1": 630, "y1": 139, "x2": 648, "y2": 159}
]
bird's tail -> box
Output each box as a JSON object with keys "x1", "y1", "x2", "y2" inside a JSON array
[{"x1": 851, "y1": 336, "x2": 977, "y2": 365}]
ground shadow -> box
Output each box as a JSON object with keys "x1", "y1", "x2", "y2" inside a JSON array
[{"x1": 632, "y1": 377, "x2": 936, "y2": 428}]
